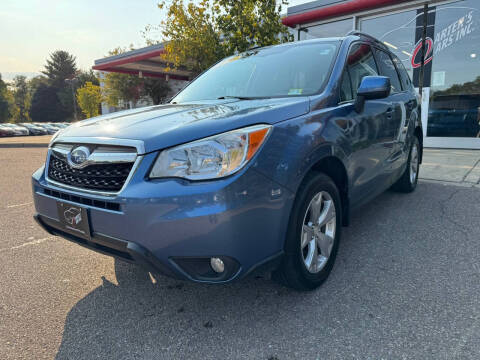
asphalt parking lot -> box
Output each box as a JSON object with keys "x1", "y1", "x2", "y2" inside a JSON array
[{"x1": 1, "y1": 148, "x2": 479, "y2": 360}]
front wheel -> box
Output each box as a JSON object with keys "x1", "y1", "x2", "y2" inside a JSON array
[
  {"x1": 392, "y1": 136, "x2": 420, "y2": 193},
  {"x1": 274, "y1": 172, "x2": 342, "y2": 291}
]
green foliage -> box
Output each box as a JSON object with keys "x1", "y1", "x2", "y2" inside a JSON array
[
  {"x1": 30, "y1": 82, "x2": 65, "y2": 123},
  {"x1": 42, "y1": 50, "x2": 78, "y2": 88},
  {"x1": 77, "y1": 82, "x2": 102, "y2": 118},
  {"x1": 77, "y1": 70, "x2": 100, "y2": 87},
  {"x1": 157, "y1": 0, "x2": 224, "y2": 76},
  {"x1": 103, "y1": 72, "x2": 143, "y2": 108},
  {"x1": 214, "y1": 0, "x2": 291, "y2": 55},
  {"x1": 146, "y1": 0, "x2": 292, "y2": 76},
  {"x1": 12, "y1": 75, "x2": 31, "y2": 122},
  {"x1": 142, "y1": 77, "x2": 171, "y2": 104},
  {"x1": 0, "y1": 74, "x2": 14, "y2": 123},
  {"x1": 435, "y1": 76, "x2": 480, "y2": 96},
  {"x1": 34, "y1": 50, "x2": 80, "y2": 122},
  {"x1": 8, "y1": 58, "x2": 97, "y2": 123},
  {"x1": 103, "y1": 48, "x2": 144, "y2": 108},
  {"x1": 59, "y1": 70, "x2": 101, "y2": 121},
  {"x1": 28, "y1": 76, "x2": 49, "y2": 98}
]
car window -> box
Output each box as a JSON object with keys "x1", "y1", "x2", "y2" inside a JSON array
[
  {"x1": 392, "y1": 55, "x2": 413, "y2": 91},
  {"x1": 375, "y1": 49, "x2": 402, "y2": 93},
  {"x1": 339, "y1": 71, "x2": 353, "y2": 102},
  {"x1": 345, "y1": 43, "x2": 379, "y2": 99}
]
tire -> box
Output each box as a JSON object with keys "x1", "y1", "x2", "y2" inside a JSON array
[
  {"x1": 274, "y1": 172, "x2": 342, "y2": 291},
  {"x1": 391, "y1": 136, "x2": 420, "y2": 193}
]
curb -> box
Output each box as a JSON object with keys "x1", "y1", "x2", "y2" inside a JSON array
[{"x1": 0, "y1": 143, "x2": 49, "y2": 148}]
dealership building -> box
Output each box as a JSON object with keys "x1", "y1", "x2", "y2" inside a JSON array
[
  {"x1": 92, "y1": 43, "x2": 192, "y2": 114},
  {"x1": 283, "y1": 0, "x2": 480, "y2": 149}
]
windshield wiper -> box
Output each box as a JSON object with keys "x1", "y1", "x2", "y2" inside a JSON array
[{"x1": 217, "y1": 96, "x2": 269, "y2": 100}]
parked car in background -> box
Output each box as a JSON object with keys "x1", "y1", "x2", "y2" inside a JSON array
[
  {"x1": 35, "y1": 123, "x2": 61, "y2": 135},
  {"x1": 427, "y1": 94, "x2": 480, "y2": 137},
  {"x1": 32, "y1": 32, "x2": 422, "y2": 290},
  {"x1": 1, "y1": 123, "x2": 29, "y2": 136},
  {"x1": 0, "y1": 124, "x2": 16, "y2": 137},
  {"x1": 55, "y1": 123, "x2": 70, "y2": 130},
  {"x1": 20, "y1": 123, "x2": 49, "y2": 136}
]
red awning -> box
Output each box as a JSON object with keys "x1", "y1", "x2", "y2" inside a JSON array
[
  {"x1": 92, "y1": 44, "x2": 192, "y2": 81},
  {"x1": 282, "y1": 0, "x2": 412, "y2": 28}
]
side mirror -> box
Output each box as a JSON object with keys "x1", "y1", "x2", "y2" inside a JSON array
[{"x1": 354, "y1": 76, "x2": 391, "y2": 112}]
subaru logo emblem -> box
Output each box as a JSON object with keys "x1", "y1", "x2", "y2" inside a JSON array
[{"x1": 68, "y1": 146, "x2": 90, "y2": 168}]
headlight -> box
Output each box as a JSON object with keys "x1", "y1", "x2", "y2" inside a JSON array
[{"x1": 149, "y1": 124, "x2": 271, "y2": 180}]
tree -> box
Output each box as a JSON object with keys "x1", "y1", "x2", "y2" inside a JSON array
[
  {"x1": 76, "y1": 70, "x2": 100, "y2": 87},
  {"x1": 12, "y1": 75, "x2": 31, "y2": 123},
  {"x1": 30, "y1": 83, "x2": 65, "y2": 123},
  {"x1": 37, "y1": 51, "x2": 79, "y2": 122},
  {"x1": 42, "y1": 50, "x2": 78, "y2": 88},
  {"x1": 435, "y1": 76, "x2": 480, "y2": 96},
  {"x1": 146, "y1": 0, "x2": 291, "y2": 75},
  {"x1": 103, "y1": 72, "x2": 143, "y2": 108},
  {"x1": 142, "y1": 77, "x2": 171, "y2": 104},
  {"x1": 28, "y1": 76, "x2": 49, "y2": 98},
  {"x1": 0, "y1": 74, "x2": 15, "y2": 123},
  {"x1": 214, "y1": 0, "x2": 291, "y2": 55},
  {"x1": 155, "y1": 0, "x2": 224, "y2": 75},
  {"x1": 77, "y1": 82, "x2": 102, "y2": 118},
  {"x1": 102, "y1": 48, "x2": 144, "y2": 108}
]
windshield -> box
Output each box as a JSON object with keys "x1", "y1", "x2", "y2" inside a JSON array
[{"x1": 172, "y1": 41, "x2": 340, "y2": 103}]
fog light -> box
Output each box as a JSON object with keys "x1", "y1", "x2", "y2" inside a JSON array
[{"x1": 210, "y1": 257, "x2": 225, "y2": 273}]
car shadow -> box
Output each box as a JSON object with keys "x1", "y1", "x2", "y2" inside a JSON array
[{"x1": 54, "y1": 184, "x2": 448, "y2": 359}]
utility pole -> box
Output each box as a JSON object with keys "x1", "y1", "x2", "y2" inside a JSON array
[
  {"x1": 418, "y1": 3, "x2": 428, "y2": 100},
  {"x1": 65, "y1": 78, "x2": 78, "y2": 122}
]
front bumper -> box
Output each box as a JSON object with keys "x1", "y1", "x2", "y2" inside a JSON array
[{"x1": 32, "y1": 153, "x2": 293, "y2": 283}]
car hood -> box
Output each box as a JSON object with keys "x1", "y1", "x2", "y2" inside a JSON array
[{"x1": 56, "y1": 98, "x2": 310, "y2": 153}]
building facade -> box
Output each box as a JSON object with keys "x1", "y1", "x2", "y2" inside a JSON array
[{"x1": 284, "y1": 0, "x2": 480, "y2": 149}]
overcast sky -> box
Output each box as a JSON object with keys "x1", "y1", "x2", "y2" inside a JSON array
[{"x1": 0, "y1": 0, "x2": 308, "y2": 80}]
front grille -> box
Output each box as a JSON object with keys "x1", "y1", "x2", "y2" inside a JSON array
[{"x1": 47, "y1": 151, "x2": 135, "y2": 192}]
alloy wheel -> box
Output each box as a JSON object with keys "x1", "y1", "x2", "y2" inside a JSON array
[{"x1": 300, "y1": 191, "x2": 336, "y2": 274}]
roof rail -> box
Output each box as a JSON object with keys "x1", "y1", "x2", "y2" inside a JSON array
[{"x1": 346, "y1": 31, "x2": 386, "y2": 48}]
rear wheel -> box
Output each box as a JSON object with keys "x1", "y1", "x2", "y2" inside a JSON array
[
  {"x1": 274, "y1": 172, "x2": 342, "y2": 291},
  {"x1": 392, "y1": 136, "x2": 420, "y2": 193}
]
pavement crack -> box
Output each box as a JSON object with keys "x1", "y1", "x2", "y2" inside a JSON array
[
  {"x1": 438, "y1": 188, "x2": 470, "y2": 241},
  {"x1": 0, "y1": 236, "x2": 56, "y2": 253},
  {"x1": 462, "y1": 157, "x2": 480, "y2": 183},
  {"x1": 6, "y1": 201, "x2": 33, "y2": 208}
]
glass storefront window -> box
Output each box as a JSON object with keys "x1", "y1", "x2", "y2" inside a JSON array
[
  {"x1": 428, "y1": 0, "x2": 480, "y2": 138},
  {"x1": 299, "y1": 18, "x2": 353, "y2": 40},
  {"x1": 360, "y1": 10, "x2": 420, "y2": 80}
]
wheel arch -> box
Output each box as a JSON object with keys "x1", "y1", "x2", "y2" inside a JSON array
[
  {"x1": 309, "y1": 155, "x2": 350, "y2": 226},
  {"x1": 414, "y1": 126, "x2": 423, "y2": 164}
]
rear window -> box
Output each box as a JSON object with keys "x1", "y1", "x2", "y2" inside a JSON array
[
  {"x1": 375, "y1": 49, "x2": 402, "y2": 93},
  {"x1": 392, "y1": 55, "x2": 413, "y2": 91}
]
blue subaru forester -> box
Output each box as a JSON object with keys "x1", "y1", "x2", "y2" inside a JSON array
[{"x1": 33, "y1": 32, "x2": 422, "y2": 290}]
